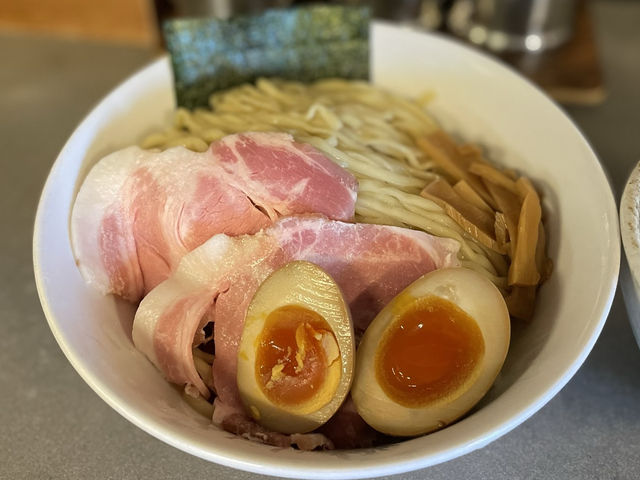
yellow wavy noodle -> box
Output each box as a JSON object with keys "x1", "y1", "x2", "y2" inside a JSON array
[{"x1": 142, "y1": 78, "x2": 508, "y2": 285}]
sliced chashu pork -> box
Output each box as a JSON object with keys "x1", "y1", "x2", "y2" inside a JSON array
[
  {"x1": 132, "y1": 215, "x2": 460, "y2": 445},
  {"x1": 71, "y1": 132, "x2": 357, "y2": 302}
]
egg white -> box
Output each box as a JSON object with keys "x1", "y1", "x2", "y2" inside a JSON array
[
  {"x1": 351, "y1": 267, "x2": 510, "y2": 437},
  {"x1": 236, "y1": 261, "x2": 354, "y2": 434}
]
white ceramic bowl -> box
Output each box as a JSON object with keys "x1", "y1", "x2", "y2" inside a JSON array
[
  {"x1": 33, "y1": 23, "x2": 620, "y2": 479},
  {"x1": 619, "y1": 161, "x2": 640, "y2": 347}
]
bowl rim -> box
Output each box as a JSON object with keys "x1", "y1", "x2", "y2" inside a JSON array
[
  {"x1": 621, "y1": 161, "x2": 640, "y2": 266},
  {"x1": 619, "y1": 161, "x2": 640, "y2": 345},
  {"x1": 33, "y1": 24, "x2": 620, "y2": 479}
]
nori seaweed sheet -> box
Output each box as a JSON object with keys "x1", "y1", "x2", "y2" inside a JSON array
[{"x1": 164, "y1": 5, "x2": 370, "y2": 109}]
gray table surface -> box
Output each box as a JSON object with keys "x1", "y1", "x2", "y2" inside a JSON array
[{"x1": 2, "y1": 1, "x2": 640, "y2": 479}]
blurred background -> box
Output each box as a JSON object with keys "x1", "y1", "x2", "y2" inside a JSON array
[{"x1": 2, "y1": 0, "x2": 628, "y2": 105}]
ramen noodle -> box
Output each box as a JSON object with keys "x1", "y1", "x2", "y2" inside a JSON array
[{"x1": 142, "y1": 78, "x2": 530, "y2": 291}]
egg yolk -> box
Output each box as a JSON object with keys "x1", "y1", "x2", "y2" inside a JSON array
[
  {"x1": 255, "y1": 305, "x2": 339, "y2": 408},
  {"x1": 375, "y1": 295, "x2": 485, "y2": 408}
]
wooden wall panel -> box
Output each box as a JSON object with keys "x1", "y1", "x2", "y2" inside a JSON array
[{"x1": 0, "y1": 0, "x2": 158, "y2": 45}]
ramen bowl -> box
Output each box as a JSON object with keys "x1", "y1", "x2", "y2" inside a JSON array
[
  {"x1": 33, "y1": 23, "x2": 619, "y2": 478},
  {"x1": 620, "y1": 161, "x2": 640, "y2": 348}
]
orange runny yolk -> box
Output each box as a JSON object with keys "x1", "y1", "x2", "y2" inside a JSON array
[
  {"x1": 255, "y1": 305, "x2": 339, "y2": 407},
  {"x1": 375, "y1": 295, "x2": 485, "y2": 408}
]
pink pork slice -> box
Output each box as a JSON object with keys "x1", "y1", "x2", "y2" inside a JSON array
[
  {"x1": 70, "y1": 132, "x2": 357, "y2": 302},
  {"x1": 132, "y1": 215, "x2": 460, "y2": 444}
]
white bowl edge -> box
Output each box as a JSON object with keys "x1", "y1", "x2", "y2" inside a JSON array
[{"x1": 619, "y1": 161, "x2": 640, "y2": 347}]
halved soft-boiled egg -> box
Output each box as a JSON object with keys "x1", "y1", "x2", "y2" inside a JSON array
[
  {"x1": 237, "y1": 261, "x2": 354, "y2": 434},
  {"x1": 351, "y1": 267, "x2": 510, "y2": 437}
]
